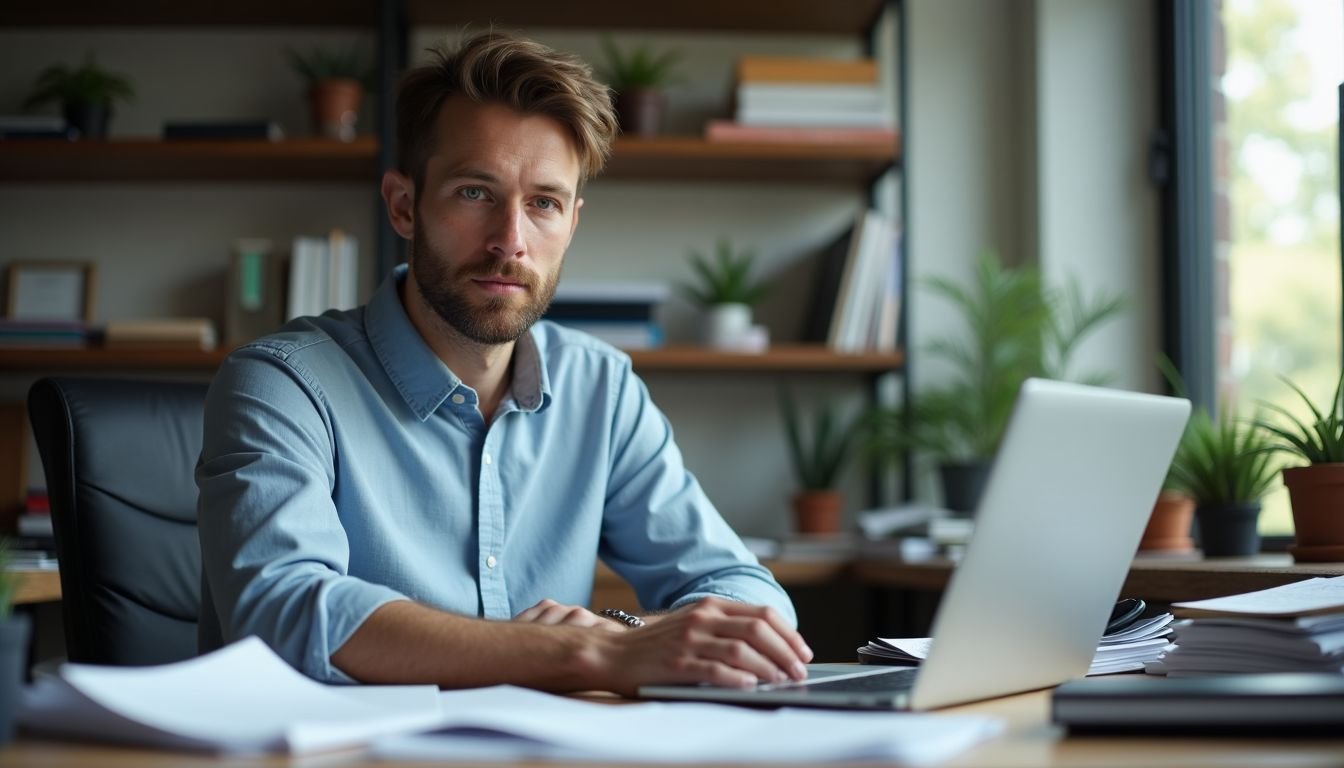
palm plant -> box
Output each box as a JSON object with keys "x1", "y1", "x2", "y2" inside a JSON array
[
  {"x1": 680, "y1": 238, "x2": 769, "y2": 307},
  {"x1": 1255, "y1": 368, "x2": 1344, "y2": 465},
  {"x1": 23, "y1": 53, "x2": 134, "y2": 110},
  {"x1": 1166, "y1": 407, "x2": 1279, "y2": 506},
  {"x1": 598, "y1": 37, "x2": 683, "y2": 91},
  {"x1": 780, "y1": 387, "x2": 861, "y2": 491},
  {"x1": 285, "y1": 45, "x2": 375, "y2": 89}
]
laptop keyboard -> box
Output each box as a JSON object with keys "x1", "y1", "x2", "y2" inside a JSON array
[{"x1": 796, "y1": 667, "x2": 920, "y2": 693}]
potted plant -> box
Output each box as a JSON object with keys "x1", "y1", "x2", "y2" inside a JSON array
[
  {"x1": 680, "y1": 237, "x2": 770, "y2": 350},
  {"x1": 865, "y1": 251, "x2": 1125, "y2": 515},
  {"x1": 780, "y1": 387, "x2": 861, "y2": 535},
  {"x1": 0, "y1": 541, "x2": 28, "y2": 745},
  {"x1": 598, "y1": 37, "x2": 683, "y2": 138},
  {"x1": 1167, "y1": 407, "x2": 1279, "y2": 558},
  {"x1": 286, "y1": 45, "x2": 374, "y2": 141},
  {"x1": 23, "y1": 52, "x2": 134, "y2": 139},
  {"x1": 1255, "y1": 368, "x2": 1344, "y2": 562}
]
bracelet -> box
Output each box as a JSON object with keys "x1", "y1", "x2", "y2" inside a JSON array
[{"x1": 598, "y1": 608, "x2": 646, "y2": 629}]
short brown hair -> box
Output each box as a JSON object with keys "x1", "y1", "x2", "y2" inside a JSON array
[{"x1": 395, "y1": 31, "x2": 618, "y2": 192}]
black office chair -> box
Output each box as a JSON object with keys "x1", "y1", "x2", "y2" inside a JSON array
[{"x1": 27, "y1": 377, "x2": 208, "y2": 666}]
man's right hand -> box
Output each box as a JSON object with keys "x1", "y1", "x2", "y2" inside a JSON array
[{"x1": 591, "y1": 596, "x2": 813, "y2": 696}]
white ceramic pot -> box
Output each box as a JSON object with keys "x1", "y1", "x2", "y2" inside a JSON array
[{"x1": 702, "y1": 303, "x2": 753, "y2": 349}]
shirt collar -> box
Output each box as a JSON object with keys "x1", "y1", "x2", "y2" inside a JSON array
[{"x1": 366, "y1": 265, "x2": 552, "y2": 420}]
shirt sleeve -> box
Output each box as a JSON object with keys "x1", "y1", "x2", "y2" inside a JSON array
[
  {"x1": 597, "y1": 360, "x2": 798, "y2": 627},
  {"x1": 196, "y1": 348, "x2": 408, "y2": 682}
]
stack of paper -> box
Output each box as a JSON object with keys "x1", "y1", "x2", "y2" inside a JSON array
[
  {"x1": 860, "y1": 613, "x2": 1176, "y2": 676},
  {"x1": 1150, "y1": 576, "x2": 1344, "y2": 676}
]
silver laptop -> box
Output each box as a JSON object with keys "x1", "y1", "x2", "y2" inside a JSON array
[{"x1": 640, "y1": 378, "x2": 1190, "y2": 710}]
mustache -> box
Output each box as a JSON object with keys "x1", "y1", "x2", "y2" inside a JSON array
[{"x1": 460, "y1": 262, "x2": 539, "y2": 289}]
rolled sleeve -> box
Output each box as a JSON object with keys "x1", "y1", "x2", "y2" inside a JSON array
[
  {"x1": 197, "y1": 349, "x2": 408, "y2": 682},
  {"x1": 598, "y1": 361, "x2": 797, "y2": 627}
]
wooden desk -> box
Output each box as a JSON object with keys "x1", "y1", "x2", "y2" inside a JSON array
[
  {"x1": 3, "y1": 687, "x2": 1343, "y2": 767},
  {"x1": 853, "y1": 554, "x2": 1344, "y2": 602},
  {"x1": 9, "y1": 568, "x2": 60, "y2": 605}
]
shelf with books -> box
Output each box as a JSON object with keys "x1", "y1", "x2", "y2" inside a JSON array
[
  {"x1": 0, "y1": 136, "x2": 381, "y2": 182},
  {"x1": 0, "y1": 344, "x2": 901, "y2": 375}
]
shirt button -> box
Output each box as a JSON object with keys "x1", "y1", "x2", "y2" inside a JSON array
[
  {"x1": 486, "y1": 555, "x2": 497, "y2": 569},
  {"x1": 483, "y1": 452, "x2": 492, "y2": 465},
  {"x1": 450, "y1": 393, "x2": 466, "y2": 405}
]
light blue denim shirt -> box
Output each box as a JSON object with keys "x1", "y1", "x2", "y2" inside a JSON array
[{"x1": 196, "y1": 265, "x2": 794, "y2": 682}]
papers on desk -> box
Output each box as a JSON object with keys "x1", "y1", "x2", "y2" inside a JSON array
[
  {"x1": 1151, "y1": 576, "x2": 1344, "y2": 676},
  {"x1": 18, "y1": 636, "x2": 445, "y2": 755},
  {"x1": 374, "y1": 685, "x2": 1004, "y2": 764},
  {"x1": 859, "y1": 614, "x2": 1176, "y2": 676},
  {"x1": 16, "y1": 636, "x2": 1004, "y2": 763}
]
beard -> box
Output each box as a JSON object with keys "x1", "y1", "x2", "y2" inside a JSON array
[{"x1": 409, "y1": 218, "x2": 560, "y2": 345}]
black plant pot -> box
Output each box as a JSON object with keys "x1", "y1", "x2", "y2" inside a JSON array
[
  {"x1": 63, "y1": 101, "x2": 111, "y2": 139},
  {"x1": 1195, "y1": 502, "x2": 1261, "y2": 557},
  {"x1": 939, "y1": 460, "x2": 992, "y2": 517},
  {"x1": 614, "y1": 87, "x2": 665, "y2": 138},
  {"x1": 0, "y1": 612, "x2": 32, "y2": 745}
]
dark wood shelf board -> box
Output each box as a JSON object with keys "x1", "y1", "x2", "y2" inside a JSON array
[
  {"x1": 0, "y1": 344, "x2": 901, "y2": 375},
  {"x1": 1, "y1": 0, "x2": 378, "y2": 27},
  {"x1": 0, "y1": 137, "x2": 381, "y2": 182},
  {"x1": 408, "y1": 0, "x2": 886, "y2": 34},
  {"x1": 603, "y1": 136, "x2": 897, "y2": 184}
]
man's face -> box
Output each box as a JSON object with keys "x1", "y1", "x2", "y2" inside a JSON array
[{"x1": 407, "y1": 97, "x2": 583, "y2": 345}]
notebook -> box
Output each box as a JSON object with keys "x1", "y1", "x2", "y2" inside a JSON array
[{"x1": 639, "y1": 378, "x2": 1190, "y2": 710}]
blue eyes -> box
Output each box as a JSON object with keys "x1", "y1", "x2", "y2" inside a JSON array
[
  {"x1": 462, "y1": 187, "x2": 486, "y2": 201},
  {"x1": 458, "y1": 186, "x2": 559, "y2": 212}
]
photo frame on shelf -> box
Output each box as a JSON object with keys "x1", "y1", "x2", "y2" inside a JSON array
[{"x1": 5, "y1": 261, "x2": 97, "y2": 323}]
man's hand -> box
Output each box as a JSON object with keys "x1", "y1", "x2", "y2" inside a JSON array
[
  {"x1": 593, "y1": 597, "x2": 813, "y2": 696},
  {"x1": 513, "y1": 599, "x2": 626, "y2": 633}
]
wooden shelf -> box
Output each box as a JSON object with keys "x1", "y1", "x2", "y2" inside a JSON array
[
  {"x1": 605, "y1": 136, "x2": 897, "y2": 184},
  {"x1": 0, "y1": 135, "x2": 895, "y2": 184},
  {"x1": 0, "y1": 345, "x2": 901, "y2": 375},
  {"x1": 1, "y1": 0, "x2": 378, "y2": 26},
  {"x1": 0, "y1": 137, "x2": 380, "y2": 183},
  {"x1": 408, "y1": 0, "x2": 885, "y2": 34}
]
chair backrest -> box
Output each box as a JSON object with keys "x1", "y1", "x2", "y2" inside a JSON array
[{"x1": 28, "y1": 377, "x2": 208, "y2": 665}]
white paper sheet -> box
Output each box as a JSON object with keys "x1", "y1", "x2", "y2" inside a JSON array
[
  {"x1": 18, "y1": 637, "x2": 443, "y2": 755},
  {"x1": 1172, "y1": 576, "x2": 1344, "y2": 617},
  {"x1": 372, "y1": 685, "x2": 1003, "y2": 764}
]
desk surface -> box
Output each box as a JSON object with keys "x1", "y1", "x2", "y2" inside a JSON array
[{"x1": 2, "y1": 687, "x2": 1342, "y2": 767}]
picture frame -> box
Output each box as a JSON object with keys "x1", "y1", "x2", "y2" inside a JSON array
[{"x1": 6, "y1": 261, "x2": 97, "y2": 323}]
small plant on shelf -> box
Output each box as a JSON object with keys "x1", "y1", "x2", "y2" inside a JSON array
[
  {"x1": 680, "y1": 238, "x2": 770, "y2": 350},
  {"x1": 285, "y1": 45, "x2": 374, "y2": 141},
  {"x1": 597, "y1": 36, "x2": 683, "y2": 137},
  {"x1": 23, "y1": 52, "x2": 135, "y2": 139},
  {"x1": 780, "y1": 386, "x2": 862, "y2": 534}
]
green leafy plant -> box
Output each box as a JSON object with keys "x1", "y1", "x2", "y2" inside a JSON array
[
  {"x1": 1166, "y1": 406, "x2": 1279, "y2": 506},
  {"x1": 1255, "y1": 368, "x2": 1344, "y2": 465},
  {"x1": 23, "y1": 53, "x2": 135, "y2": 109},
  {"x1": 780, "y1": 387, "x2": 861, "y2": 491},
  {"x1": 0, "y1": 540, "x2": 16, "y2": 619},
  {"x1": 285, "y1": 45, "x2": 375, "y2": 89},
  {"x1": 866, "y1": 250, "x2": 1126, "y2": 463},
  {"x1": 680, "y1": 238, "x2": 770, "y2": 307},
  {"x1": 598, "y1": 37, "x2": 683, "y2": 90}
]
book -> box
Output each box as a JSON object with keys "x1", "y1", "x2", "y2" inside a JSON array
[
  {"x1": 0, "y1": 115, "x2": 78, "y2": 140},
  {"x1": 737, "y1": 83, "x2": 885, "y2": 112},
  {"x1": 737, "y1": 55, "x2": 878, "y2": 84},
  {"x1": 1171, "y1": 575, "x2": 1344, "y2": 618},
  {"x1": 549, "y1": 320, "x2": 664, "y2": 350},
  {"x1": 704, "y1": 120, "x2": 900, "y2": 146},
  {"x1": 1051, "y1": 673, "x2": 1344, "y2": 735},
  {"x1": 18, "y1": 636, "x2": 445, "y2": 755},
  {"x1": 736, "y1": 107, "x2": 894, "y2": 129},
  {"x1": 103, "y1": 318, "x2": 218, "y2": 351},
  {"x1": 226, "y1": 238, "x2": 283, "y2": 345},
  {"x1": 0, "y1": 319, "x2": 89, "y2": 347},
  {"x1": 162, "y1": 120, "x2": 284, "y2": 141}
]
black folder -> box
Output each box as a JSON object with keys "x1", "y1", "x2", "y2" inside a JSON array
[{"x1": 1052, "y1": 674, "x2": 1344, "y2": 736}]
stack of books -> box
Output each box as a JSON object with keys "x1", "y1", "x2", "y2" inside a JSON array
[
  {"x1": 286, "y1": 230, "x2": 359, "y2": 320},
  {"x1": 859, "y1": 612, "x2": 1176, "y2": 676},
  {"x1": 705, "y1": 55, "x2": 898, "y2": 145},
  {"x1": 542, "y1": 280, "x2": 667, "y2": 350},
  {"x1": 805, "y1": 207, "x2": 901, "y2": 353},
  {"x1": 0, "y1": 319, "x2": 89, "y2": 347},
  {"x1": 1150, "y1": 575, "x2": 1344, "y2": 676},
  {"x1": 0, "y1": 115, "x2": 78, "y2": 140},
  {"x1": 104, "y1": 318, "x2": 218, "y2": 351}
]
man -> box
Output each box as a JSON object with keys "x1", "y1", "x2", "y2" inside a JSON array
[{"x1": 197, "y1": 31, "x2": 812, "y2": 695}]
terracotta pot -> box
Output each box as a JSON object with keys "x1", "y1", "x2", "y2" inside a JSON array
[
  {"x1": 614, "y1": 87, "x2": 665, "y2": 138},
  {"x1": 1282, "y1": 463, "x2": 1344, "y2": 562},
  {"x1": 310, "y1": 78, "x2": 363, "y2": 141},
  {"x1": 1139, "y1": 491, "x2": 1195, "y2": 552},
  {"x1": 792, "y1": 489, "x2": 843, "y2": 535},
  {"x1": 1195, "y1": 502, "x2": 1261, "y2": 558}
]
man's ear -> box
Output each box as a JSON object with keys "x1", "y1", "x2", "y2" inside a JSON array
[
  {"x1": 381, "y1": 169, "x2": 416, "y2": 240},
  {"x1": 569, "y1": 197, "x2": 583, "y2": 240}
]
